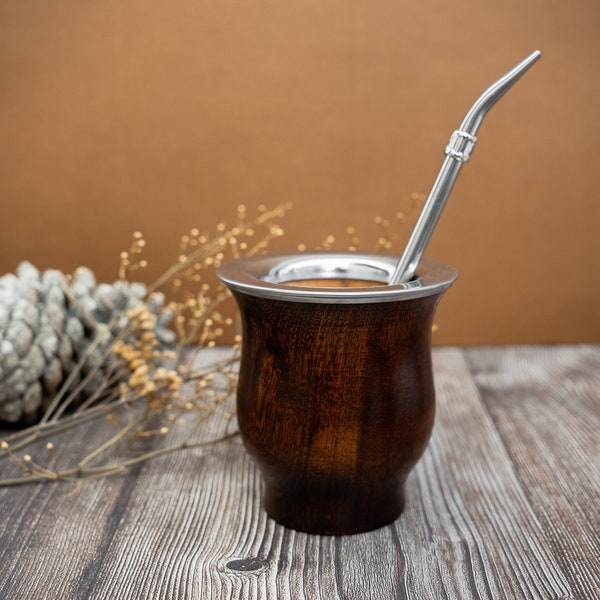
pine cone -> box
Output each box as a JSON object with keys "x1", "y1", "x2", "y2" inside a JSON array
[{"x1": 0, "y1": 262, "x2": 174, "y2": 425}]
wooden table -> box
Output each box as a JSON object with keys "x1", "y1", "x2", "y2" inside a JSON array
[{"x1": 1, "y1": 345, "x2": 599, "y2": 599}]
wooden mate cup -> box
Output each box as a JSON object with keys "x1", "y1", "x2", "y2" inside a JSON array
[{"x1": 218, "y1": 252, "x2": 457, "y2": 535}]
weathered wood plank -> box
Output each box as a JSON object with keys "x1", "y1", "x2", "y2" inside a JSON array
[
  {"x1": 0, "y1": 418, "x2": 144, "y2": 599},
  {"x1": 0, "y1": 346, "x2": 598, "y2": 599},
  {"x1": 414, "y1": 348, "x2": 574, "y2": 599},
  {"x1": 465, "y1": 345, "x2": 600, "y2": 600}
]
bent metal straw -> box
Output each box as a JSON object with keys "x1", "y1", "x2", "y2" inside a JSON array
[{"x1": 389, "y1": 50, "x2": 542, "y2": 285}]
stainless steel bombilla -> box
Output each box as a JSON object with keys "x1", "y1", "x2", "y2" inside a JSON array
[{"x1": 388, "y1": 50, "x2": 541, "y2": 285}]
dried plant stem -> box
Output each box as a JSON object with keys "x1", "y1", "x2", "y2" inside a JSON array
[
  {"x1": 176, "y1": 286, "x2": 228, "y2": 360},
  {"x1": 146, "y1": 202, "x2": 291, "y2": 294},
  {"x1": 185, "y1": 356, "x2": 239, "y2": 383},
  {"x1": 0, "y1": 430, "x2": 239, "y2": 487},
  {"x1": 77, "y1": 418, "x2": 140, "y2": 468},
  {"x1": 74, "y1": 374, "x2": 122, "y2": 414},
  {"x1": 40, "y1": 325, "x2": 112, "y2": 424},
  {"x1": 1, "y1": 395, "x2": 139, "y2": 455},
  {"x1": 43, "y1": 312, "x2": 144, "y2": 423}
]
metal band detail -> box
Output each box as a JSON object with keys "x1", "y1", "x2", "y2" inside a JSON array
[{"x1": 445, "y1": 130, "x2": 477, "y2": 163}]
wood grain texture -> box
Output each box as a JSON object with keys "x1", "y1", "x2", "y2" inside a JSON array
[
  {"x1": 0, "y1": 345, "x2": 598, "y2": 599},
  {"x1": 232, "y1": 291, "x2": 441, "y2": 535}
]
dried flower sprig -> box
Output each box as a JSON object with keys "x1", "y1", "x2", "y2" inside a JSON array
[
  {"x1": 297, "y1": 193, "x2": 426, "y2": 252},
  {"x1": 118, "y1": 231, "x2": 148, "y2": 279},
  {"x1": 0, "y1": 203, "x2": 291, "y2": 486}
]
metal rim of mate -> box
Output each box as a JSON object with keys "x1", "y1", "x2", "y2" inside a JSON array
[{"x1": 217, "y1": 252, "x2": 457, "y2": 304}]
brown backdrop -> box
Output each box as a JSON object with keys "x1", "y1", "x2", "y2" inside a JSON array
[{"x1": 1, "y1": 1, "x2": 599, "y2": 344}]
